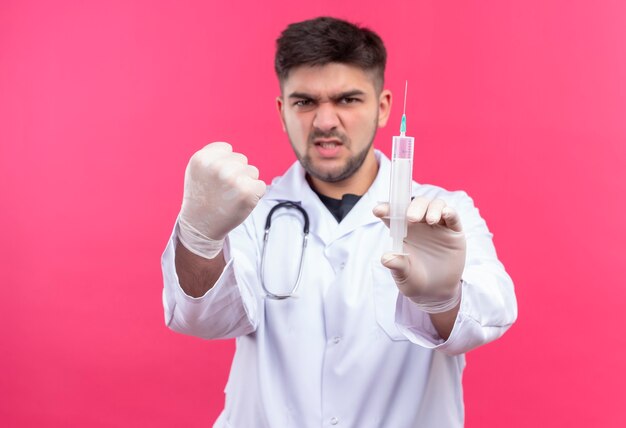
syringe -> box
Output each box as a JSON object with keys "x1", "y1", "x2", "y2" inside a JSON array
[{"x1": 389, "y1": 81, "x2": 414, "y2": 253}]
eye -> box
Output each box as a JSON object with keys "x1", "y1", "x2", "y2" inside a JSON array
[
  {"x1": 293, "y1": 99, "x2": 314, "y2": 107},
  {"x1": 340, "y1": 97, "x2": 361, "y2": 104}
]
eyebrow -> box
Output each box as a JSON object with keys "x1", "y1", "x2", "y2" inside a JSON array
[{"x1": 287, "y1": 90, "x2": 366, "y2": 101}]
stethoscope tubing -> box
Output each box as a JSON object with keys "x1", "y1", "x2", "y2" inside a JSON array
[{"x1": 260, "y1": 201, "x2": 310, "y2": 300}]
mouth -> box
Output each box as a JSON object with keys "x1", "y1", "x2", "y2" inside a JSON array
[
  {"x1": 314, "y1": 139, "x2": 343, "y2": 149},
  {"x1": 313, "y1": 139, "x2": 343, "y2": 158}
]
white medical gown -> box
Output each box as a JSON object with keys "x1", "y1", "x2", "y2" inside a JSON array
[{"x1": 161, "y1": 151, "x2": 517, "y2": 428}]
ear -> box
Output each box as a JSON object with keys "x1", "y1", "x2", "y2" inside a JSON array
[
  {"x1": 377, "y1": 89, "x2": 392, "y2": 128},
  {"x1": 276, "y1": 96, "x2": 287, "y2": 132}
]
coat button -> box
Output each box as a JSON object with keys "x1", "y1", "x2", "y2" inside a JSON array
[
  {"x1": 330, "y1": 416, "x2": 339, "y2": 425},
  {"x1": 332, "y1": 336, "x2": 341, "y2": 344}
]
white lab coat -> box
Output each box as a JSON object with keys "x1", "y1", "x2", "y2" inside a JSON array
[{"x1": 161, "y1": 151, "x2": 517, "y2": 428}]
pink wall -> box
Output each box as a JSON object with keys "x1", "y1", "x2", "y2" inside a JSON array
[{"x1": 2, "y1": 1, "x2": 625, "y2": 426}]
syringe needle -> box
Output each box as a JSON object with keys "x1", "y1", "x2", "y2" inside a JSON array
[
  {"x1": 403, "y1": 80, "x2": 408, "y2": 116},
  {"x1": 400, "y1": 81, "x2": 408, "y2": 136}
]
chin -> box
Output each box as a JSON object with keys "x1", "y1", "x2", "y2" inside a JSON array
[{"x1": 310, "y1": 166, "x2": 355, "y2": 183}]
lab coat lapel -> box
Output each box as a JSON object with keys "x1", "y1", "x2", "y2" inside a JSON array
[
  {"x1": 331, "y1": 151, "x2": 392, "y2": 243},
  {"x1": 263, "y1": 161, "x2": 336, "y2": 246},
  {"x1": 262, "y1": 151, "x2": 393, "y2": 246}
]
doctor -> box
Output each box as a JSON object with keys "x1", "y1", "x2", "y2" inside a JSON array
[{"x1": 162, "y1": 16, "x2": 517, "y2": 428}]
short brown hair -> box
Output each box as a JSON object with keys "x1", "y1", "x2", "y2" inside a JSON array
[{"x1": 275, "y1": 17, "x2": 387, "y2": 91}]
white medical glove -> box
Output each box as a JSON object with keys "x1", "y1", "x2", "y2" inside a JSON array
[
  {"x1": 373, "y1": 197, "x2": 466, "y2": 313},
  {"x1": 177, "y1": 142, "x2": 266, "y2": 259}
]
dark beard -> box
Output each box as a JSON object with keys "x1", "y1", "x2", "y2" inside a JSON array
[
  {"x1": 300, "y1": 140, "x2": 373, "y2": 183},
  {"x1": 292, "y1": 119, "x2": 378, "y2": 183}
]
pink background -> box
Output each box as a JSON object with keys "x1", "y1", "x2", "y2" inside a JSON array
[{"x1": 2, "y1": 1, "x2": 625, "y2": 426}]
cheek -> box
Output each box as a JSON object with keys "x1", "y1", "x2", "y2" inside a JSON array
[
  {"x1": 289, "y1": 115, "x2": 312, "y2": 136},
  {"x1": 345, "y1": 110, "x2": 377, "y2": 133},
  {"x1": 284, "y1": 116, "x2": 309, "y2": 143}
]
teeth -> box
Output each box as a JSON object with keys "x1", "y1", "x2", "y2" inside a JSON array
[{"x1": 321, "y1": 142, "x2": 337, "y2": 148}]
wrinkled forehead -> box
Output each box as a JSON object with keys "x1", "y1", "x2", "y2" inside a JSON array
[{"x1": 280, "y1": 63, "x2": 382, "y2": 96}]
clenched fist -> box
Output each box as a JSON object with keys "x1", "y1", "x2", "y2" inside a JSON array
[{"x1": 178, "y1": 142, "x2": 266, "y2": 259}]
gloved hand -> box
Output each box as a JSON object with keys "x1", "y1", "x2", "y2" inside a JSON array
[
  {"x1": 178, "y1": 142, "x2": 266, "y2": 259},
  {"x1": 373, "y1": 197, "x2": 466, "y2": 313}
]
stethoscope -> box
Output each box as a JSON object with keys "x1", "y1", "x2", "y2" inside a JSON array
[{"x1": 260, "y1": 201, "x2": 310, "y2": 300}]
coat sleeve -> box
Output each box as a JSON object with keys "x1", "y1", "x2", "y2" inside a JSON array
[
  {"x1": 161, "y1": 219, "x2": 261, "y2": 340},
  {"x1": 395, "y1": 190, "x2": 518, "y2": 355}
]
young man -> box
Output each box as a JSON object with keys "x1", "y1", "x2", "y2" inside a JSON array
[{"x1": 162, "y1": 17, "x2": 517, "y2": 427}]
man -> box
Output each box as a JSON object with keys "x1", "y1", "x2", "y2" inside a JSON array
[{"x1": 162, "y1": 16, "x2": 517, "y2": 427}]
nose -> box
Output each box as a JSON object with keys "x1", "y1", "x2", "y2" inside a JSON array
[{"x1": 312, "y1": 102, "x2": 340, "y2": 132}]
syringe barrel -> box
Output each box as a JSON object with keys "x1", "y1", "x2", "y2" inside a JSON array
[
  {"x1": 391, "y1": 135, "x2": 414, "y2": 160},
  {"x1": 389, "y1": 135, "x2": 414, "y2": 252}
]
